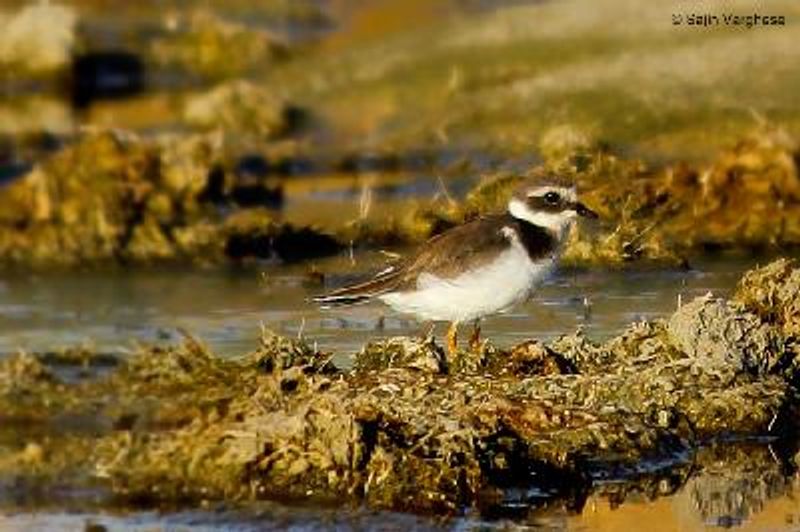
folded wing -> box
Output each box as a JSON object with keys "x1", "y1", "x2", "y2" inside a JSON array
[{"x1": 312, "y1": 215, "x2": 515, "y2": 308}]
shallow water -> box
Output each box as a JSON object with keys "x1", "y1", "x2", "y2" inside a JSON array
[
  {"x1": 0, "y1": 194, "x2": 797, "y2": 531},
  {"x1": 0, "y1": 253, "x2": 769, "y2": 365}
]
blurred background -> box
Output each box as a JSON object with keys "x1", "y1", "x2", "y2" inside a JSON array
[
  {"x1": 3, "y1": 0, "x2": 799, "y2": 156},
  {"x1": 2, "y1": 0, "x2": 800, "y2": 529},
  {"x1": 1, "y1": 0, "x2": 799, "y2": 357},
  {"x1": 1, "y1": 0, "x2": 797, "y2": 354}
]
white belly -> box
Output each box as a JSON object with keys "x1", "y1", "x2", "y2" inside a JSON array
[{"x1": 379, "y1": 247, "x2": 554, "y2": 322}]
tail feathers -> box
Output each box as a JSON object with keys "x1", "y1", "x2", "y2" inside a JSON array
[
  {"x1": 312, "y1": 269, "x2": 401, "y2": 308},
  {"x1": 312, "y1": 294, "x2": 373, "y2": 308}
]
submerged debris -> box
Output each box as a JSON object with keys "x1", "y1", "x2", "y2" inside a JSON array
[{"x1": 1, "y1": 260, "x2": 799, "y2": 516}]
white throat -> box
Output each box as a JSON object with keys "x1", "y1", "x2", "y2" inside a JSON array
[{"x1": 508, "y1": 198, "x2": 574, "y2": 240}]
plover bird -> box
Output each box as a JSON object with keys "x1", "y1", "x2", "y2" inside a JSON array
[{"x1": 313, "y1": 178, "x2": 598, "y2": 355}]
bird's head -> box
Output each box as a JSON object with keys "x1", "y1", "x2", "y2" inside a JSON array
[{"x1": 508, "y1": 180, "x2": 598, "y2": 238}]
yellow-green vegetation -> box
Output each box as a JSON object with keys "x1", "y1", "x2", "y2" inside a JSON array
[
  {"x1": 0, "y1": 4, "x2": 77, "y2": 78},
  {"x1": 2, "y1": 1, "x2": 800, "y2": 269},
  {"x1": 183, "y1": 80, "x2": 291, "y2": 137},
  {"x1": 0, "y1": 131, "x2": 340, "y2": 268},
  {"x1": 1, "y1": 259, "x2": 798, "y2": 515}
]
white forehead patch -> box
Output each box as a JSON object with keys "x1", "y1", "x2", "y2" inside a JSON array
[{"x1": 526, "y1": 186, "x2": 577, "y2": 202}]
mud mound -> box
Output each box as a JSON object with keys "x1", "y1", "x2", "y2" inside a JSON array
[{"x1": 1, "y1": 260, "x2": 798, "y2": 516}]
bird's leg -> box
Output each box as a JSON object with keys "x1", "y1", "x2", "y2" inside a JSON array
[
  {"x1": 469, "y1": 319, "x2": 482, "y2": 352},
  {"x1": 446, "y1": 321, "x2": 459, "y2": 356}
]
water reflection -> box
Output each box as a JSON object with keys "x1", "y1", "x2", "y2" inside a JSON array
[
  {"x1": 1, "y1": 441, "x2": 797, "y2": 530},
  {"x1": 573, "y1": 443, "x2": 800, "y2": 531}
]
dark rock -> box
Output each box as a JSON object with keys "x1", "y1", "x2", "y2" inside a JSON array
[{"x1": 70, "y1": 51, "x2": 145, "y2": 109}]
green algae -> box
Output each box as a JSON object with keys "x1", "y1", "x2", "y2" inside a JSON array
[
  {"x1": 456, "y1": 127, "x2": 800, "y2": 266},
  {"x1": 338, "y1": 126, "x2": 800, "y2": 267},
  {"x1": 1, "y1": 259, "x2": 798, "y2": 516},
  {"x1": 2, "y1": 125, "x2": 800, "y2": 269}
]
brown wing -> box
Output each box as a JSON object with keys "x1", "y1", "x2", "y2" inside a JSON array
[
  {"x1": 392, "y1": 215, "x2": 515, "y2": 290},
  {"x1": 312, "y1": 215, "x2": 511, "y2": 307},
  {"x1": 313, "y1": 214, "x2": 554, "y2": 307},
  {"x1": 395, "y1": 213, "x2": 557, "y2": 288}
]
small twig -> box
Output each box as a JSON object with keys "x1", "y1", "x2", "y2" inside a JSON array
[
  {"x1": 767, "y1": 411, "x2": 778, "y2": 433},
  {"x1": 767, "y1": 443, "x2": 780, "y2": 465},
  {"x1": 358, "y1": 179, "x2": 373, "y2": 220},
  {"x1": 436, "y1": 175, "x2": 457, "y2": 208}
]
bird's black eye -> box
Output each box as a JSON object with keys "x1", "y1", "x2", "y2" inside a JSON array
[{"x1": 543, "y1": 192, "x2": 561, "y2": 204}]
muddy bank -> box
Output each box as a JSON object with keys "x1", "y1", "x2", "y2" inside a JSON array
[
  {"x1": 0, "y1": 131, "x2": 339, "y2": 267},
  {"x1": 1, "y1": 126, "x2": 800, "y2": 269},
  {"x1": 267, "y1": 0, "x2": 800, "y2": 161},
  {"x1": 1, "y1": 259, "x2": 799, "y2": 516}
]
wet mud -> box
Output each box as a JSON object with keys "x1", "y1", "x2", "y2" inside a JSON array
[{"x1": 1, "y1": 259, "x2": 799, "y2": 517}]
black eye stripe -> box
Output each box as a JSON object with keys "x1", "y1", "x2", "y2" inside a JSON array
[{"x1": 526, "y1": 196, "x2": 566, "y2": 213}]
